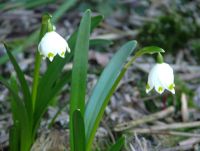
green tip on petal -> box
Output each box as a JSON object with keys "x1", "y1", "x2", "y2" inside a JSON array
[
  {"x1": 48, "y1": 52, "x2": 54, "y2": 61},
  {"x1": 48, "y1": 52, "x2": 54, "y2": 58},
  {"x1": 61, "y1": 51, "x2": 65, "y2": 57},
  {"x1": 146, "y1": 83, "x2": 151, "y2": 93},
  {"x1": 168, "y1": 83, "x2": 175, "y2": 90},
  {"x1": 158, "y1": 86, "x2": 163, "y2": 93},
  {"x1": 146, "y1": 83, "x2": 150, "y2": 90},
  {"x1": 168, "y1": 83, "x2": 175, "y2": 94}
]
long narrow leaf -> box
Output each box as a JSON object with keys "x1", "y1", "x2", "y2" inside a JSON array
[
  {"x1": 0, "y1": 76, "x2": 32, "y2": 151},
  {"x1": 84, "y1": 41, "x2": 137, "y2": 150},
  {"x1": 70, "y1": 9, "x2": 91, "y2": 115},
  {"x1": 4, "y1": 44, "x2": 32, "y2": 119},
  {"x1": 9, "y1": 122, "x2": 20, "y2": 151},
  {"x1": 70, "y1": 9, "x2": 91, "y2": 151},
  {"x1": 10, "y1": 75, "x2": 20, "y2": 123},
  {"x1": 73, "y1": 110, "x2": 86, "y2": 151}
]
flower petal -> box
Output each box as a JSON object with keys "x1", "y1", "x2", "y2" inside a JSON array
[
  {"x1": 58, "y1": 50, "x2": 66, "y2": 58},
  {"x1": 146, "y1": 83, "x2": 153, "y2": 93},
  {"x1": 157, "y1": 63, "x2": 174, "y2": 86},
  {"x1": 146, "y1": 63, "x2": 175, "y2": 94},
  {"x1": 48, "y1": 52, "x2": 55, "y2": 62},
  {"x1": 167, "y1": 83, "x2": 175, "y2": 94},
  {"x1": 155, "y1": 86, "x2": 164, "y2": 94},
  {"x1": 38, "y1": 31, "x2": 70, "y2": 61}
]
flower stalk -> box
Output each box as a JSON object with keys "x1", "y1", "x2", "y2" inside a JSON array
[
  {"x1": 157, "y1": 52, "x2": 164, "y2": 63},
  {"x1": 32, "y1": 14, "x2": 53, "y2": 111}
]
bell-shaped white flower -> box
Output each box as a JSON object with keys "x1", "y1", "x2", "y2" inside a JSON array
[
  {"x1": 146, "y1": 62, "x2": 175, "y2": 94},
  {"x1": 38, "y1": 31, "x2": 70, "y2": 62}
]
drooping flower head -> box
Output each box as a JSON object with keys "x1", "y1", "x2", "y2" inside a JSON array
[
  {"x1": 146, "y1": 53, "x2": 175, "y2": 94},
  {"x1": 38, "y1": 31, "x2": 70, "y2": 62}
]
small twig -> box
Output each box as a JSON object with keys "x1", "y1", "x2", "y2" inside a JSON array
[
  {"x1": 138, "y1": 94, "x2": 160, "y2": 102},
  {"x1": 92, "y1": 30, "x2": 138, "y2": 40},
  {"x1": 128, "y1": 121, "x2": 200, "y2": 133},
  {"x1": 161, "y1": 144, "x2": 195, "y2": 151},
  {"x1": 181, "y1": 93, "x2": 189, "y2": 122},
  {"x1": 100, "y1": 22, "x2": 125, "y2": 34},
  {"x1": 179, "y1": 137, "x2": 200, "y2": 146},
  {"x1": 181, "y1": 72, "x2": 200, "y2": 81},
  {"x1": 114, "y1": 106, "x2": 175, "y2": 132},
  {"x1": 130, "y1": 130, "x2": 200, "y2": 138},
  {"x1": 161, "y1": 135, "x2": 200, "y2": 151}
]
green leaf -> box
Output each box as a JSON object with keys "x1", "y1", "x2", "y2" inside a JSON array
[
  {"x1": 84, "y1": 41, "x2": 137, "y2": 150},
  {"x1": 0, "y1": 76, "x2": 32, "y2": 151},
  {"x1": 3, "y1": 44, "x2": 32, "y2": 119},
  {"x1": 72, "y1": 110, "x2": 86, "y2": 151},
  {"x1": 90, "y1": 15, "x2": 104, "y2": 32},
  {"x1": 9, "y1": 75, "x2": 20, "y2": 123},
  {"x1": 108, "y1": 136, "x2": 125, "y2": 151},
  {"x1": 70, "y1": 9, "x2": 91, "y2": 114},
  {"x1": 70, "y1": 9, "x2": 91, "y2": 151},
  {"x1": 90, "y1": 38, "x2": 113, "y2": 47},
  {"x1": 33, "y1": 14, "x2": 103, "y2": 132},
  {"x1": 9, "y1": 121, "x2": 20, "y2": 151}
]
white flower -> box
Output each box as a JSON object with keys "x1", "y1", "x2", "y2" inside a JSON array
[
  {"x1": 146, "y1": 63, "x2": 175, "y2": 94},
  {"x1": 38, "y1": 31, "x2": 70, "y2": 62}
]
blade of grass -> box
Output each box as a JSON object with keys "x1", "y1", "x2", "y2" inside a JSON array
[
  {"x1": 70, "y1": 9, "x2": 91, "y2": 151},
  {"x1": 52, "y1": 0, "x2": 76, "y2": 23},
  {"x1": 73, "y1": 110, "x2": 86, "y2": 151},
  {"x1": 0, "y1": 0, "x2": 54, "y2": 11},
  {"x1": 108, "y1": 136, "x2": 125, "y2": 151},
  {"x1": 84, "y1": 41, "x2": 137, "y2": 150}
]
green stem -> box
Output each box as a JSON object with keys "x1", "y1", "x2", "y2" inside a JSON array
[
  {"x1": 125, "y1": 46, "x2": 165, "y2": 69},
  {"x1": 32, "y1": 14, "x2": 53, "y2": 111},
  {"x1": 156, "y1": 52, "x2": 164, "y2": 63},
  {"x1": 32, "y1": 53, "x2": 41, "y2": 109}
]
